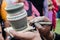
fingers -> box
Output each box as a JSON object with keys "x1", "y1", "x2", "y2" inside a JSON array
[
  {"x1": 27, "y1": 16, "x2": 34, "y2": 21},
  {"x1": 30, "y1": 16, "x2": 50, "y2": 23},
  {"x1": 29, "y1": 16, "x2": 44, "y2": 26},
  {"x1": 30, "y1": 16, "x2": 44, "y2": 23},
  {"x1": 34, "y1": 23, "x2": 43, "y2": 29},
  {"x1": 29, "y1": 16, "x2": 50, "y2": 26}
]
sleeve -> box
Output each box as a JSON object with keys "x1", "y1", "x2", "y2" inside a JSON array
[{"x1": 31, "y1": 3, "x2": 40, "y2": 17}]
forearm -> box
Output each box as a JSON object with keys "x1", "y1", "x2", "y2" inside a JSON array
[
  {"x1": 14, "y1": 32, "x2": 35, "y2": 39},
  {"x1": 0, "y1": 25, "x2": 2, "y2": 32},
  {"x1": 0, "y1": 25, "x2": 3, "y2": 38},
  {"x1": 3, "y1": 21, "x2": 11, "y2": 39}
]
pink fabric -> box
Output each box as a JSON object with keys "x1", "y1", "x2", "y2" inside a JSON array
[{"x1": 24, "y1": 1, "x2": 40, "y2": 17}]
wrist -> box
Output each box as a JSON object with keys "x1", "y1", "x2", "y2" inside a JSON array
[
  {"x1": 0, "y1": 31, "x2": 2, "y2": 34},
  {"x1": 7, "y1": 36, "x2": 10, "y2": 39}
]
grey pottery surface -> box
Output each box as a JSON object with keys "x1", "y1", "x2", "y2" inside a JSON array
[
  {"x1": 6, "y1": 3, "x2": 28, "y2": 31},
  {"x1": 10, "y1": 17, "x2": 27, "y2": 31},
  {"x1": 5, "y1": 3, "x2": 24, "y2": 14}
]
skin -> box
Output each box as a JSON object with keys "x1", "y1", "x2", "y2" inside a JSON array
[
  {"x1": 30, "y1": 16, "x2": 54, "y2": 40},
  {"x1": 56, "y1": 0, "x2": 60, "y2": 4},
  {"x1": 16, "y1": 0, "x2": 25, "y2": 3},
  {"x1": 10, "y1": 30, "x2": 42, "y2": 40},
  {"x1": 9, "y1": 16, "x2": 54, "y2": 40},
  {"x1": 0, "y1": 25, "x2": 4, "y2": 40},
  {"x1": 36, "y1": 24, "x2": 53, "y2": 40}
]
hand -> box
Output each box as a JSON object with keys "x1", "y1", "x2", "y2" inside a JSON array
[
  {"x1": 29, "y1": 16, "x2": 50, "y2": 25},
  {"x1": 0, "y1": 34, "x2": 4, "y2": 40},
  {"x1": 4, "y1": 20, "x2": 11, "y2": 27},
  {"x1": 9, "y1": 30, "x2": 36, "y2": 39},
  {"x1": 16, "y1": 0, "x2": 25, "y2": 3},
  {"x1": 9, "y1": 30, "x2": 42, "y2": 40},
  {"x1": 29, "y1": 16, "x2": 51, "y2": 30}
]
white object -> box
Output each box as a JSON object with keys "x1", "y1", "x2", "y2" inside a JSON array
[{"x1": 4, "y1": 23, "x2": 35, "y2": 37}]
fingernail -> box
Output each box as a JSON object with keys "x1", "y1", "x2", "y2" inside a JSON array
[{"x1": 35, "y1": 23, "x2": 40, "y2": 27}]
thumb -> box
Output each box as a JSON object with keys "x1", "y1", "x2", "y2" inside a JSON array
[
  {"x1": 9, "y1": 30, "x2": 17, "y2": 37},
  {"x1": 34, "y1": 23, "x2": 43, "y2": 29}
]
